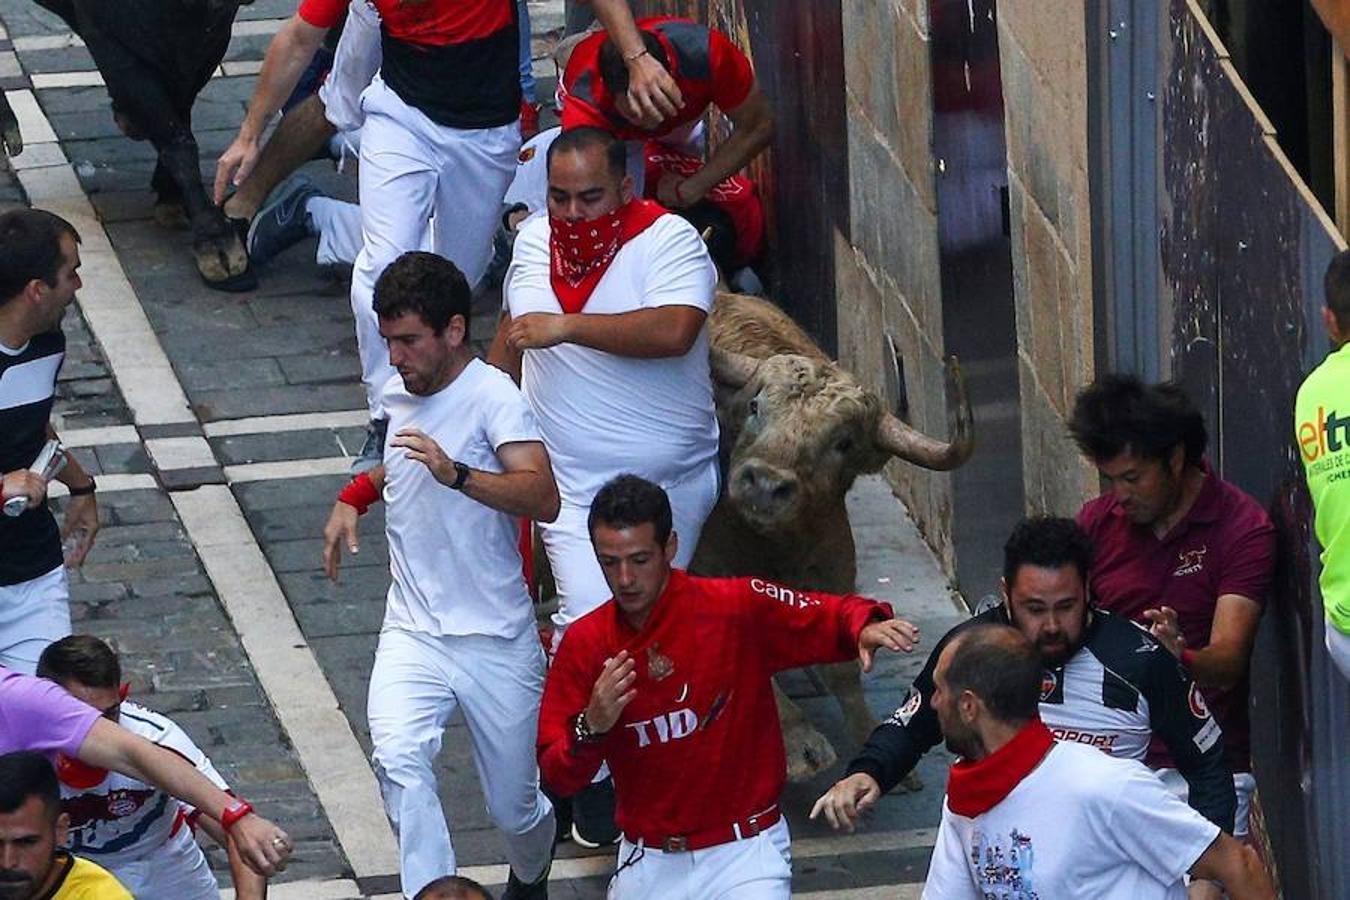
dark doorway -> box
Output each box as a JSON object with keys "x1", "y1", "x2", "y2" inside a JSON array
[{"x1": 929, "y1": 0, "x2": 1025, "y2": 603}]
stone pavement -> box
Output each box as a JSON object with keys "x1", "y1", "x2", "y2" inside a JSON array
[{"x1": 0, "y1": 2, "x2": 967, "y2": 895}]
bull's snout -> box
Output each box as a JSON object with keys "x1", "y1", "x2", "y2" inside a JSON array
[{"x1": 730, "y1": 461, "x2": 801, "y2": 524}]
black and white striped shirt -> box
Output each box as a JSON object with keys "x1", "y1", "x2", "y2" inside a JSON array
[{"x1": 0, "y1": 329, "x2": 65, "y2": 585}]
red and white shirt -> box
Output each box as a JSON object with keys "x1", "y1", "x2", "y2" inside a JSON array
[
  {"x1": 560, "y1": 17, "x2": 755, "y2": 141},
  {"x1": 538, "y1": 570, "x2": 890, "y2": 841}
]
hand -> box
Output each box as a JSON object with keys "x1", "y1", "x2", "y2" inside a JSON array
[
  {"x1": 625, "y1": 52, "x2": 683, "y2": 127},
  {"x1": 61, "y1": 493, "x2": 99, "y2": 567},
  {"x1": 388, "y1": 428, "x2": 456, "y2": 486},
  {"x1": 505, "y1": 313, "x2": 571, "y2": 351},
  {"x1": 584, "y1": 650, "x2": 638, "y2": 734},
  {"x1": 2, "y1": 470, "x2": 47, "y2": 511},
  {"x1": 214, "y1": 133, "x2": 261, "y2": 205},
  {"x1": 858, "y1": 618, "x2": 920, "y2": 673},
  {"x1": 809, "y1": 772, "x2": 881, "y2": 832},
  {"x1": 0, "y1": 97, "x2": 21, "y2": 157},
  {"x1": 321, "y1": 501, "x2": 360, "y2": 582},
  {"x1": 655, "y1": 173, "x2": 695, "y2": 209},
  {"x1": 1143, "y1": 606, "x2": 1184, "y2": 658},
  {"x1": 228, "y1": 811, "x2": 291, "y2": 877}
]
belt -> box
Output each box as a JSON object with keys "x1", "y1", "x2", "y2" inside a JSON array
[{"x1": 627, "y1": 804, "x2": 780, "y2": 853}]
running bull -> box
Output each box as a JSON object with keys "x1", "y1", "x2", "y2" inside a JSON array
[
  {"x1": 695, "y1": 291, "x2": 974, "y2": 782},
  {"x1": 0, "y1": 0, "x2": 254, "y2": 290}
]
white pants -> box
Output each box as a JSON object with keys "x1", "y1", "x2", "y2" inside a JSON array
[
  {"x1": 310, "y1": 195, "x2": 366, "y2": 267},
  {"x1": 108, "y1": 825, "x2": 217, "y2": 900},
  {"x1": 1327, "y1": 620, "x2": 1350, "y2": 682},
  {"x1": 542, "y1": 459, "x2": 720, "y2": 632},
  {"x1": 352, "y1": 77, "x2": 519, "y2": 417},
  {"x1": 318, "y1": 0, "x2": 381, "y2": 134},
  {"x1": 608, "y1": 817, "x2": 791, "y2": 900},
  {"x1": 0, "y1": 564, "x2": 70, "y2": 674},
  {"x1": 1157, "y1": 768, "x2": 1258, "y2": 838},
  {"x1": 367, "y1": 627, "x2": 554, "y2": 898}
]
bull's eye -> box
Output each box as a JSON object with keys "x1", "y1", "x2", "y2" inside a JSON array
[
  {"x1": 748, "y1": 398, "x2": 760, "y2": 417},
  {"x1": 834, "y1": 437, "x2": 855, "y2": 454}
]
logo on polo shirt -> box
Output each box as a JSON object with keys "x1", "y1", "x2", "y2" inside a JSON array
[
  {"x1": 1173, "y1": 546, "x2": 1207, "y2": 577},
  {"x1": 1040, "y1": 670, "x2": 1058, "y2": 700},
  {"x1": 889, "y1": 689, "x2": 923, "y2": 726},
  {"x1": 1297, "y1": 405, "x2": 1349, "y2": 463},
  {"x1": 1188, "y1": 683, "x2": 1211, "y2": 719}
]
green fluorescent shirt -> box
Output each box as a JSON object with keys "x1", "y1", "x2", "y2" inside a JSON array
[{"x1": 1295, "y1": 342, "x2": 1350, "y2": 632}]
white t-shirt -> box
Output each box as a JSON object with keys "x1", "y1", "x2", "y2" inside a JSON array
[
  {"x1": 382, "y1": 358, "x2": 543, "y2": 639},
  {"x1": 503, "y1": 126, "x2": 560, "y2": 214},
  {"x1": 922, "y1": 742, "x2": 1220, "y2": 900},
  {"x1": 61, "y1": 702, "x2": 226, "y2": 868},
  {"x1": 504, "y1": 213, "x2": 719, "y2": 506}
]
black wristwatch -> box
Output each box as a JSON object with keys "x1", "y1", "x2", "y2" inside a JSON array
[
  {"x1": 572, "y1": 711, "x2": 605, "y2": 745},
  {"x1": 449, "y1": 461, "x2": 470, "y2": 491},
  {"x1": 68, "y1": 477, "x2": 97, "y2": 497}
]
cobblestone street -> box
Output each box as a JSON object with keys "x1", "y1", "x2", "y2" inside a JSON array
[{"x1": 0, "y1": 2, "x2": 966, "y2": 895}]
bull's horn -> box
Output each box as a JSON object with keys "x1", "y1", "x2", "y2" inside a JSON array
[
  {"x1": 709, "y1": 347, "x2": 762, "y2": 388},
  {"x1": 875, "y1": 355, "x2": 974, "y2": 471}
]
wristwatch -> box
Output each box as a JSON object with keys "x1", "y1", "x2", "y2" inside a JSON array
[
  {"x1": 68, "y1": 476, "x2": 96, "y2": 497},
  {"x1": 449, "y1": 462, "x2": 470, "y2": 491},
  {"x1": 572, "y1": 711, "x2": 605, "y2": 745}
]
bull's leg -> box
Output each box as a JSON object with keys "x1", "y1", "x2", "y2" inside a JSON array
[
  {"x1": 814, "y1": 661, "x2": 924, "y2": 793},
  {"x1": 774, "y1": 681, "x2": 837, "y2": 782},
  {"x1": 150, "y1": 160, "x2": 189, "y2": 229},
  {"x1": 0, "y1": 92, "x2": 21, "y2": 158}
]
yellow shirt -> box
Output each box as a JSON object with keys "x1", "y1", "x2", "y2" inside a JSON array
[{"x1": 36, "y1": 853, "x2": 132, "y2": 899}]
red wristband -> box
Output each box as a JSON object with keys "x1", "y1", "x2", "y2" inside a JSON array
[
  {"x1": 1181, "y1": 647, "x2": 1198, "y2": 669},
  {"x1": 220, "y1": 799, "x2": 254, "y2": 833},
  {"x1": 338, "y1": 472, "x2": 379, "y2": 515}
]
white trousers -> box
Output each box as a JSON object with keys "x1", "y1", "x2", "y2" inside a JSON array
[
  {"x1": 541, "y1": 460, "x2": 720, "y2": 633},
  {"x1": 0, "y1": 564, "x2": 70, "y2": 674},
  {"x1": 1157, "y1": 768, "x2": 1258, "y2": 838},
  {"x1": 607, "y1": 817, "x2": 791, "y2": 900},
  {"x1": 1327, "y1": 620, "x2": 1350, "y2": 682},
  {"x1": 367, "y1": 627, "x2": 554, "y2": 899},
  {"x1": 352, "y1": 78, "x2": 519, "y2": 417},
  {"x1": 107, "y1": 824, "x2": 217, "y2": 900},
  {"x1": 310, "y1": 195, "x2": 366, "y2": 267},
  {"x1": 318, "y1": 0, "x2": 381, "y2": 134}
]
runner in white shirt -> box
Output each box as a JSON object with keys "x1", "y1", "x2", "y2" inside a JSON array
[
  {"x1": 36, "y1": 635, "x2": 265, "y2": 900},
  {"x1": 322, "y1": 251, "x2": 559, "y2": 900},
  {"x1": 920, "y1": 624, "x2": 1274, "y2": 900},
  {"x1": 492, "y1": 126, "x2": 719, "y2": 637}
]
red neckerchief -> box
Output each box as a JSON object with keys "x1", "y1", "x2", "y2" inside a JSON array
[
  {"x1": 945, "y1": 717, "x2": 1055, "y2": 817},
  {"x1": 549, "y1": 199, "x2": 666, "y2": 313}
]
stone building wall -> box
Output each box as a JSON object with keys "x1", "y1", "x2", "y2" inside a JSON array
[{"x1": 996, "y1": 1, "x2": 1099, "y2": 513}]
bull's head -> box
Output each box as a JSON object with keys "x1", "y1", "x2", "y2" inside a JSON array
[{"x1": 711, "y1": 349, "x2": 973, "y2": 533}]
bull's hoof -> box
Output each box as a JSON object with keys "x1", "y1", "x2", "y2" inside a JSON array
[
  {"x1": 892, "y1": 770, "x2": 924, "y2": 794},
  {"x1": 783, "y1": 721, "x2": 837, "y2": 782},
  {"x1": 193, "y1": 226, "x2": 256, "y2": 293},
  {"x1": 153, "y1": 201, "x2": 190, "y2": 230}
]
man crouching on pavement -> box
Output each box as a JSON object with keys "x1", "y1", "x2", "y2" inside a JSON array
[{"x1": 537, "y1": 474, "x2": 920, "y2": 899}]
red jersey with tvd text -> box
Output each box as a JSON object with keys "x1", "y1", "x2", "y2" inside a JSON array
[
  {"x1": 538, "y1": 570, "x2": 890, "y2": 840},
  {"x1": 560, "y1": 17, "x2": 755, "y2": 141}
]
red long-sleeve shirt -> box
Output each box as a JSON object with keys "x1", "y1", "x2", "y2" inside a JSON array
[{"x1": 538, "y1": 569, "x2": 891, "y2": 839}]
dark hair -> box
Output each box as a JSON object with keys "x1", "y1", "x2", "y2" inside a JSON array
[
  {"x1": 37, "y1": 634, "x2": 121, "y2": 688},
  {"x1": 0, "y1": 751, "x2": 61, "y2": 821},
  {"x1": 548, "y1": 126, "x2": 627, "y2": 179},
  {"x1": 373, "y1": 251, "x2": 470, "y2": 338},
  {"x1": 597, "y1": 30, "x2": 669, "y2": 97},
  {"x1": 1002, "y1": 516, "x2": 1094, "y2": 588},
  {"x1": 676, "y1": 202, "x2": 738, "y2": 274},
  {"x1": 413, "y1": 875, "x2": 493, "y2": 900},
  {"x1": 0, "y1": 208, "x2": 80, "y2": 304},
  {"x1": 1068, "y1": 374, "x2": 1208, "y2": 467},
  {"x1": 588, "y1": 474, "x2": 673, "y2": 545},
  {"x1": 943, "y1": 624, "x2": 1042, "y2": 724},
  {"x1": 1324, "y1": 249, "x2": 1350, "y2": 332}
]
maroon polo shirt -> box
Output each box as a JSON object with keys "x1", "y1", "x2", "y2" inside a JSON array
[{"x1": 1077, "y1": 461, "x2": 1275, "y2": 773}]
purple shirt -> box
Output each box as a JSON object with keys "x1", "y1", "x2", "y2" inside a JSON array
[
  {"x1": 1077, "y1": 462, "x2": 1275, "y2": 773},
  {"x1": 0, "y1": 665, "x2": 100, "y2": 756}
]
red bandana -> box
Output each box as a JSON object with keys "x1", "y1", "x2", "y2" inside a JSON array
[
  {"x1": 549, "y1": 199, "x2": 666, "y2": 313},
  {"x1": 945, "y1": 717, "x2": 1056, "y2": 817}
]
